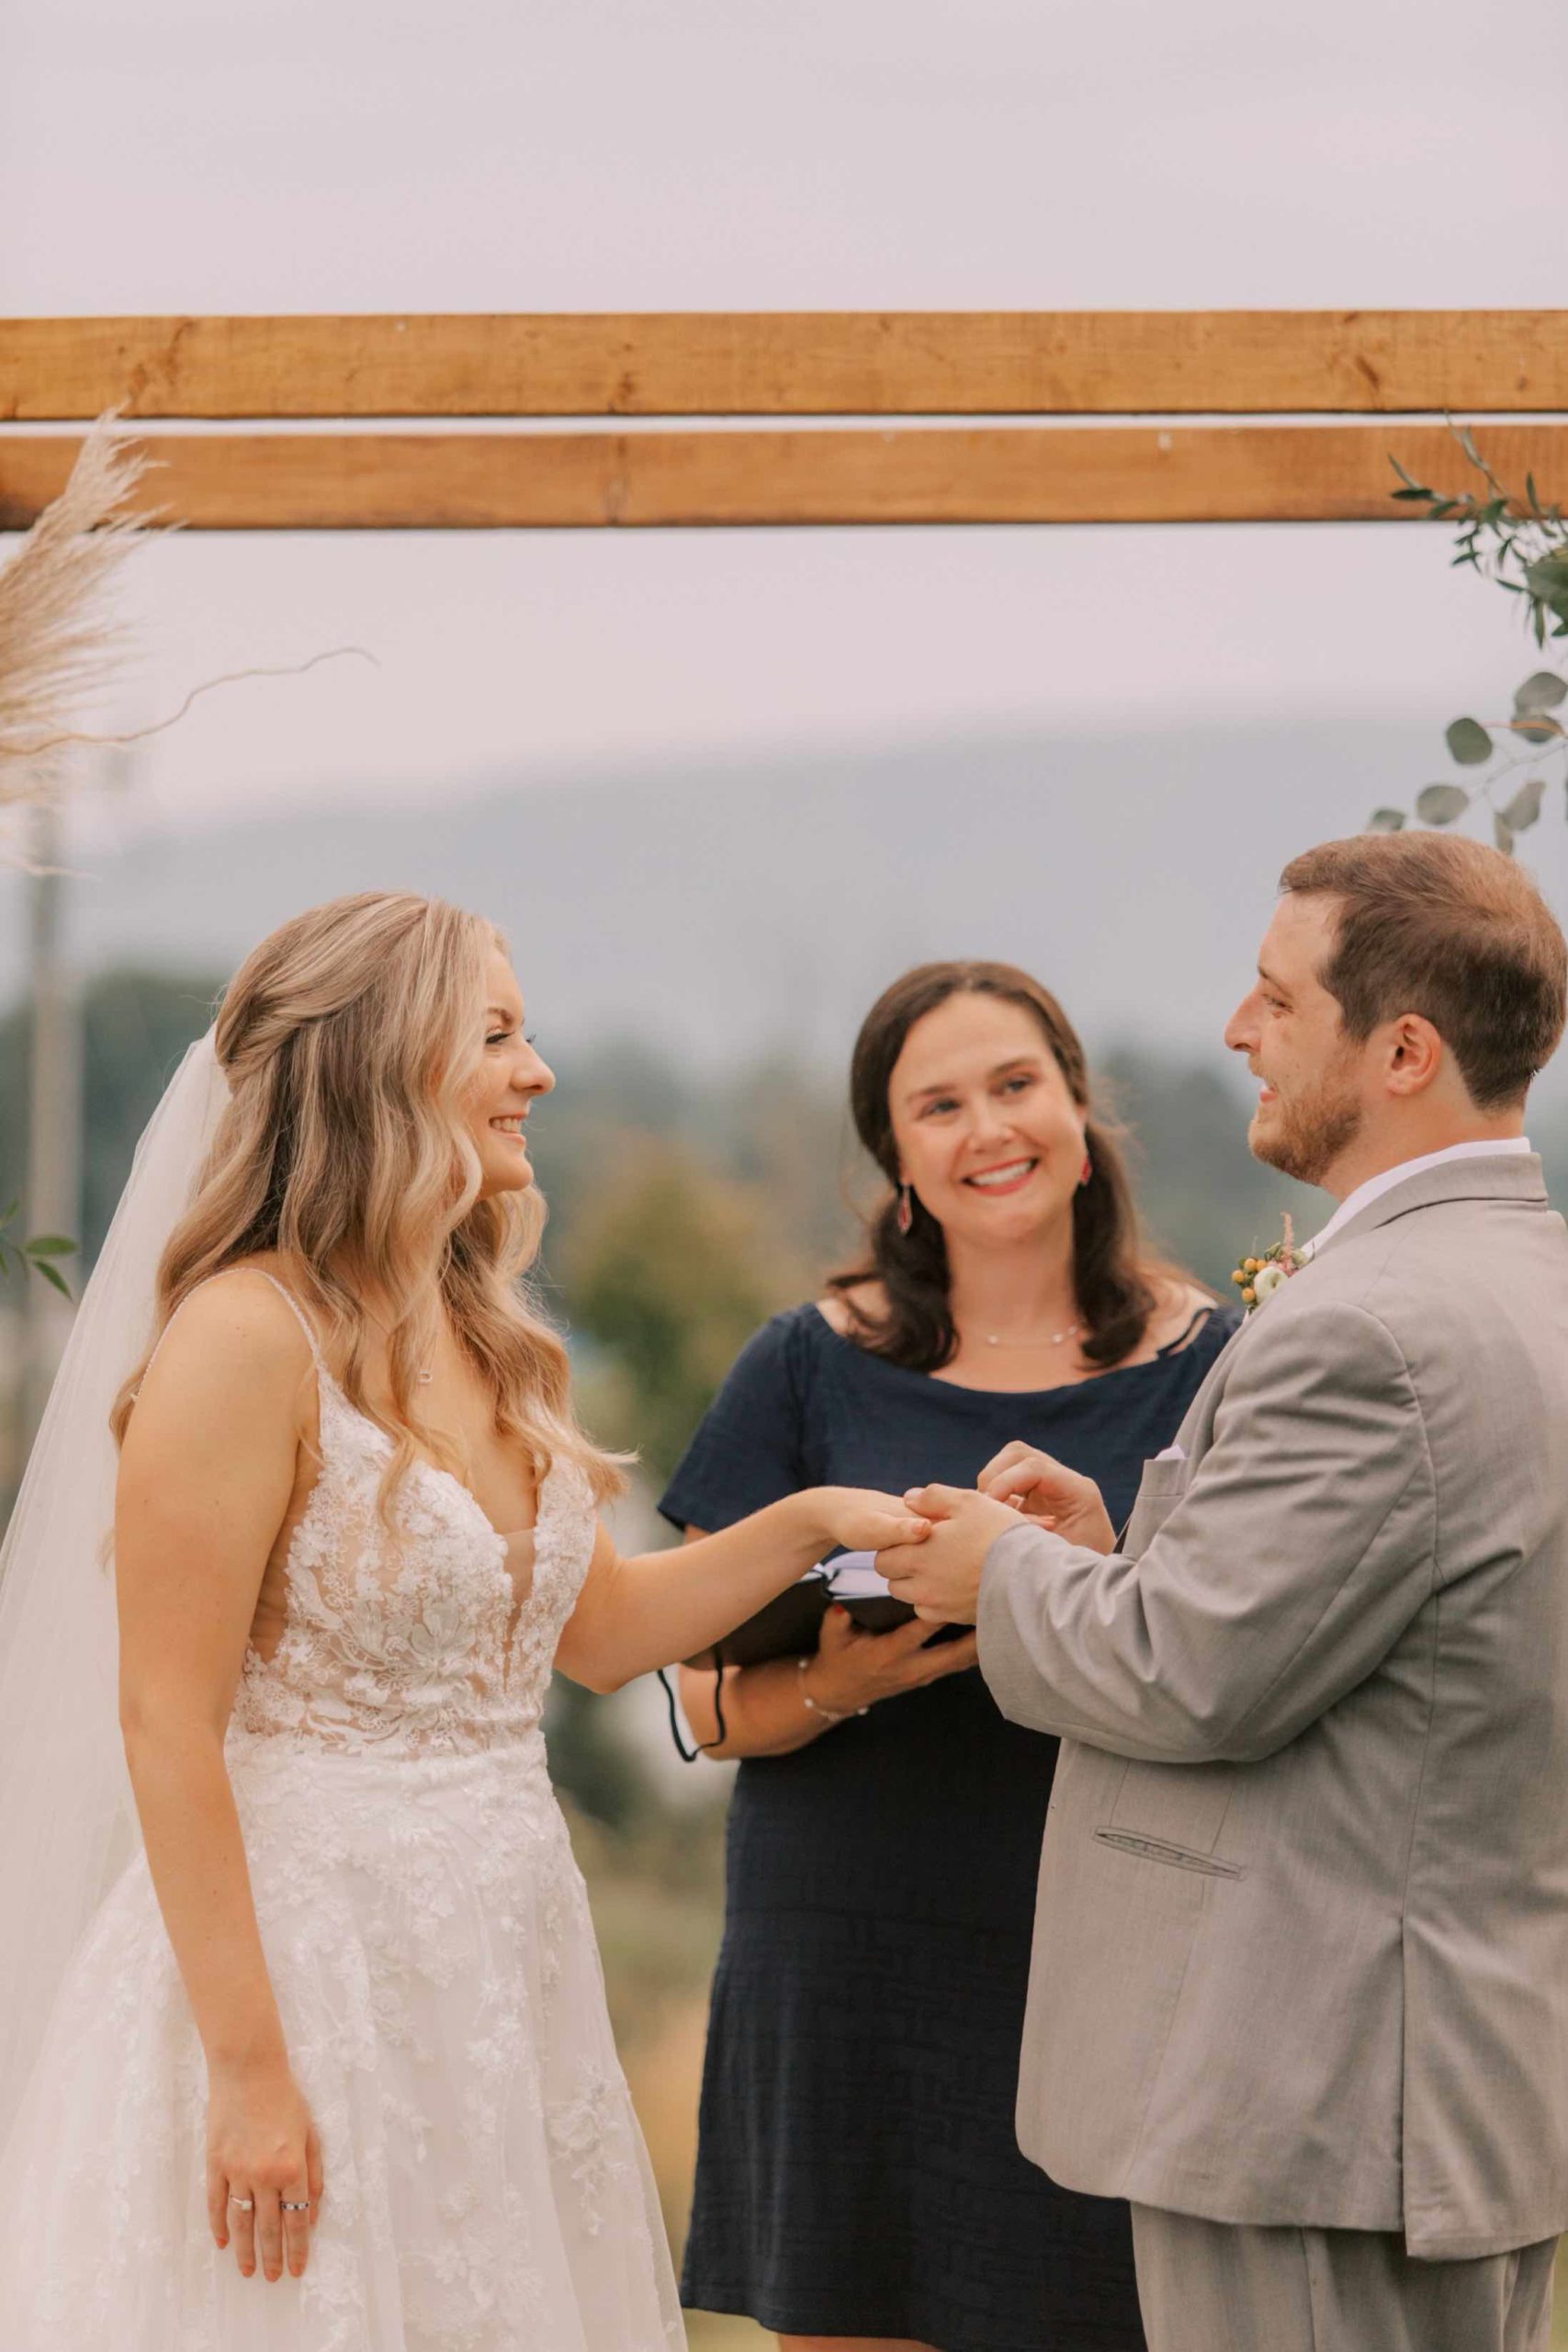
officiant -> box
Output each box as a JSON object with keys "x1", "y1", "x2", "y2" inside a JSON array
[{"x1": 663, "y1": 959, "x2": 1235, "y2": 2352}]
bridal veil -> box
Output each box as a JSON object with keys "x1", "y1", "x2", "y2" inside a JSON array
[{"x1": 0, "y1": 1031, "x2": 224, "y2": 2143}]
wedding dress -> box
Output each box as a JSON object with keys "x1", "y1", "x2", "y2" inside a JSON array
[{"x1": 0, "y1": 1270, "x2": 685, "y2": 2351}]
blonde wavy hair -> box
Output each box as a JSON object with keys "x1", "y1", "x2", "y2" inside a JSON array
[{"x1": 111, "y1": 890, "x2": 623, "y2": 1508}]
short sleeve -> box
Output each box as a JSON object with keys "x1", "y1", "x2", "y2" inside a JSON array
[{"x1": 659, "y1": 1308, "x2": 814, "y2": 1533}]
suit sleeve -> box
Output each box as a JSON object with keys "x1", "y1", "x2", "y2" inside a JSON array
[{"x1": 976, "y1": 1296, "x2": 1437, "y2": 1763}]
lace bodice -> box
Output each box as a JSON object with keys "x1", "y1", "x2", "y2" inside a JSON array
[{"x1": 231, "y1": 1277, "x2": 596, "y2": 1759}]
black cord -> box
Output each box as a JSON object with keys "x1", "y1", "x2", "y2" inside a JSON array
[{"x1": 656, "y1": 1661, "x2": 728, "y2": 1761}]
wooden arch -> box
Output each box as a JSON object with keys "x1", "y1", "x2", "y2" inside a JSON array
[{"x1": 2, "y1": 311, "x2": 1566, "y2": 529}]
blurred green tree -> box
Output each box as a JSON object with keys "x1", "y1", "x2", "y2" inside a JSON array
[
  {"x1": 557, "y1": 1136, "x2": 807, "y2": 1488},
  {"x1": 0, "y1": 967, "x2": 221, "y2": 1267}
]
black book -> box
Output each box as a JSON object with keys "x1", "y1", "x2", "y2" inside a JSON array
[{"x1": 682, "y1": 1554, "x2": 924, "y2": 1671}]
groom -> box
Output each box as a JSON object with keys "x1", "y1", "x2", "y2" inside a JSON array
[{"x1": 881, "y1": 831, "x2": 1568, "y2": 2352}]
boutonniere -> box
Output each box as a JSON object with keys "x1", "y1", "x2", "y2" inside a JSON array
[{"x1": 1231, "y1": 1216, "x2": 1308, "y2": 1313}]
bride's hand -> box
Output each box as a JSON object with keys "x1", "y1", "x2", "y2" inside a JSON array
[
  {"x1": 207, "y1": 2056, "x2": 323, "y2": 2281},
  {"x1": 812, "y1": 1487, "x2": 932, "y2": 1557}
]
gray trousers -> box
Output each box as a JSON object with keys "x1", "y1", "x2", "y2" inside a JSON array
[{"x1": 1131, "y1": 2205, "x2": 1558, "y2": 2352}]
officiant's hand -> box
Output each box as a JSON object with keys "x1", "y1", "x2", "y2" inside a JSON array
[
  {"x1": 875, "y1": 1487, "x2": 1021, "y2": 1623},
  {"x1": 806, "y1": 1603, "x2": 980, "y2": 1715},
  {"x1": 976, "y1": 1444, "x2": 1116, "y2": 1555}
]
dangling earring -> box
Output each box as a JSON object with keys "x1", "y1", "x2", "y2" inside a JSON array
[
  {"x1": 1078, "y1": 1152, "x2": 1092, "y2": 1188},
  {"x1": 897, "y1": 1183, "x2": 914, "y2": 1236}
]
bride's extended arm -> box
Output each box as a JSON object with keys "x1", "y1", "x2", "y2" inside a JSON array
[
  {"x1": 553, "y1": 1489, "x2": 930, "y2": 1694},
  {"x1": 115, "y1": 1273, "x2": 322, "y2": 2281}
]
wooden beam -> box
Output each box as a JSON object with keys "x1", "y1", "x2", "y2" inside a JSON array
[
  {"x1": 4, "y1": 313, "x2": 1567, "y2": 422},
  {"x1": 5, "y1": 424, "x2": 1567, "y2": 531}
]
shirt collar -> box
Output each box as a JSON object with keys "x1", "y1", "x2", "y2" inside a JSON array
[{"x1": 1304, "y1": 1136, "x2": 1533, "y2": 1259}]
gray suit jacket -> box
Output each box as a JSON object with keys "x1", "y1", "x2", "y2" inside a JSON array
[{"x1": 977, "y1": 1154, "x2": 1568, "y2": 2259}]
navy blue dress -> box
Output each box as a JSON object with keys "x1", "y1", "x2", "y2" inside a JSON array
[{"x1": 660, "y1": 1299, "x2": 1238, "y2": 2352}]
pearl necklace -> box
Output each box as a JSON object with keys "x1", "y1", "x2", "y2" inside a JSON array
[{"x1": 976, "y1": 1321, "x2": 1085, "y2": 1351}]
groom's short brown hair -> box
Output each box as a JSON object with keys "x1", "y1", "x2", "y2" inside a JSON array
[{"x1": 1280, "y1": 831, "x2": 1568, "y2": 1109}]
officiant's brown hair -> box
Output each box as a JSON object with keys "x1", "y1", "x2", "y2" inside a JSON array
[
  {"x1": 828, "y1": 961, "x2": 1180, "y2": 1374},
  {"x1": 1280, "y1": 831, "x2": 1567, "y2": 1109}
]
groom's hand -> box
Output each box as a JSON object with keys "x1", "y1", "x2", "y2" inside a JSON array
[
  {"x1": 977, "y1": 1444, "x2": 1116, "y2": 1555},
  {"x1": 876, "y1": 1487, "x2": 1021, "y2": 1623}
]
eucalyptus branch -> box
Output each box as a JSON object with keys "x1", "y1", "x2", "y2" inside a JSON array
[
  {"x1": 0, "y1": 1202, "x2": 78, "y2": 1299},
  {"x1": 1375, "y1": 433, "x2": 1568, "y2": 852}
]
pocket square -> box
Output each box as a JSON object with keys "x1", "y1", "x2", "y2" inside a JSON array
[{"x1": 1153, "y1": 1443, "x2": 1187, "y2": 1464}]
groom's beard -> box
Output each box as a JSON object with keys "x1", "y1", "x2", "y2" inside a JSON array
[{"x1": 1250, "y1": 1062, "x2": 1364, "y2": 1187}]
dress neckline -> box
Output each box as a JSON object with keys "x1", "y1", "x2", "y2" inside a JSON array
[
  {"x1": 319, "y1": 1366, "x2": 543, "y2": 1550},
  {"x1": 806, "y1": 1298, "x2": 1224, "y2": 1403},
  {"x1": 247, "y1": 1271, "x2": 541, "y2": 1548}
]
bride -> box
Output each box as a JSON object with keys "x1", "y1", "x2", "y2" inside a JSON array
[{"x1": 0, "y1": 890, "x2": 927, "y2": 2350}]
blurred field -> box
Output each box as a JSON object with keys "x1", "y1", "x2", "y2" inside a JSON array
[
  {"x1": 561, "y1": 1784, "x2": 771, "y2": 2347},
  {"x1": 684, "y1": 2318, "x2": 769, "y2": 2349}
]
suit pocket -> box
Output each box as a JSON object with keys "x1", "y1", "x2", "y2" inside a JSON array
[
  {"x1": 1121, "y1": 1454, "x2": 1192, "y2": 1556},
  {"x1": 1106, "y1": 1758, "x2": 1239, "y2": 1861},
  {"x1": 1091, "y1": 1829, "x2": 1245, "y2": 1879}
]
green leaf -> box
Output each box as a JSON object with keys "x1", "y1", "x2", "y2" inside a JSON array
[
  {"x1": 1514, "y1": 672, "x2": 1568, "y2": 715},
  {"x1": 1512, "y1": 716, "x2": 1564, "y2": 745},
  {"x1": 1494, "y1": 813, "x2": 1517, "y2": 856},
  {"x1": 22, "y1": 1234, "x2": 78, "y2": 1259},
  {"x1": 1416, "y1": 784, "x2": 1472, "y2": 825},
  {"x1": 1445, "y1": 718, "x2": 1494, "y2": 765},
  {"x1": 1525, "y1": 550, "x2": 1568, "y2": 625},
  {"x1": 28, "y1": 1258, "x2": 73, "y2": 1300},
  {"x1": 1502, "y1": 777, "x2": 1546, "y2": 831},
  {"x1": 0, "y1": 1198, "x2": 17, "y2": 1227},
  {"x1": 1366, "y1": 808, "x2": 1408, "y2": 832}
]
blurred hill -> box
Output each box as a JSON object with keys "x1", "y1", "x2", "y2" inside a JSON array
[
  {"x1": 7, "y1": 960, "x2": 1567, "y2": 1319},
  {"x1": 16, "y1": 716, "x2": 1562, "y2": 1096},
  {"x1": 0, "y1": 964, "x2": 1332, "y2": 1302}
]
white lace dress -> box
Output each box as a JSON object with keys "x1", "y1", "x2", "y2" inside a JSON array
[{"x1": 0, "y1": 1283, "x2": 685, "y2": 2352}]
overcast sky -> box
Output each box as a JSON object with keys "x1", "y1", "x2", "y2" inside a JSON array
[{"x1": 4, "y1": 0, "x2": 1568, "y2": 933}]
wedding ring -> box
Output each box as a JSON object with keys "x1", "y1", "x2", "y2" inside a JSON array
[
  {"x1": 229, "y1": 2196, "x2": 254, "y2": 2211},
  {"x1": 280, "y1": 2200, "x2": 310, "y2": 2211}
]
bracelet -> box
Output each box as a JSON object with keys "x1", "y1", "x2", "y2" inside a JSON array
[{"x1": 797, "y1": 1655, "x2": 869, "y2": 1725}]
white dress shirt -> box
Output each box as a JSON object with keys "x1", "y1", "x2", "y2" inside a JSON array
[{"x1": 1303, "y1": 1136, "x2": 1533, "y2": 1259}]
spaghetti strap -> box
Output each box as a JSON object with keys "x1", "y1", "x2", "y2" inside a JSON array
[
  {"x1": 252, "y1": 1269, "x2": 327, "y2": 1372},
  {"x1": 141, "y1": 1265, "x2": 324, "y2": 1389}
]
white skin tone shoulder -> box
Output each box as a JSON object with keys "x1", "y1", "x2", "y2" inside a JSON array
[
  {"x1": 877, "y1": 889, "x2": 1529, "y2": 1626},
  {"x1": 115, "y1": 946, "x2": 925, "y2": 2290}
]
